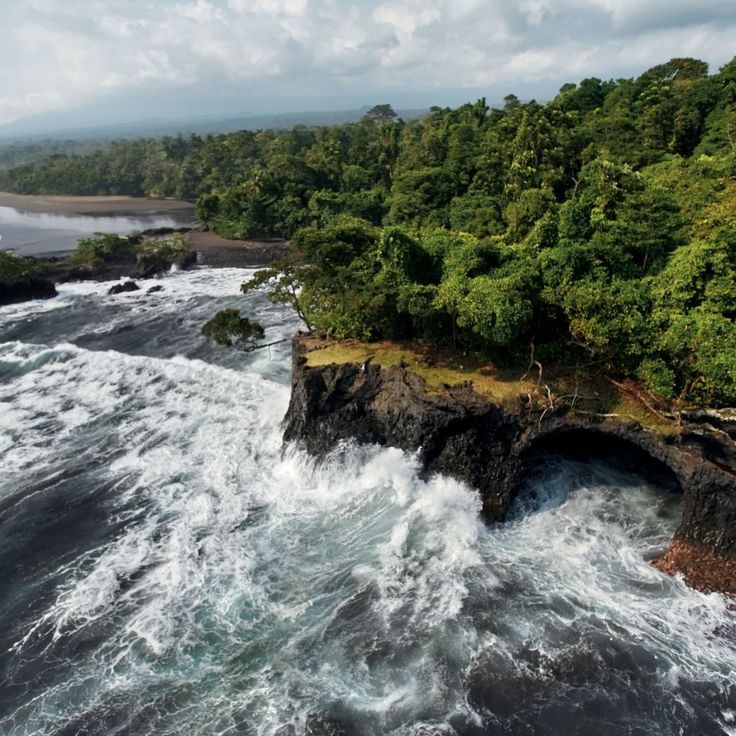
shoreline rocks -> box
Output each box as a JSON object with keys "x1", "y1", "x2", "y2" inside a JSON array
[
  {"x1": 0, "y1": 276, "x2": 57, "y2": 306},
  {"x1": 283, "y1": 337, "x2": 736, "y2": 595},
  {"x1": 40, "y1": 232, "x2": 289, "y2": 284},
  {"x1": 2, "y1": 225, "x2": 290, "y2": 306},
  {"x1": 108, "y1": 281, "x2": 140, "y2": 295},
  {"x1": 188, "y1": 232, "x2": 291, "y2": 268}
]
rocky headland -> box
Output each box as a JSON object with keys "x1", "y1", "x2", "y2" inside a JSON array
[{"x1": 284, "y1": 337, "x2": 736, "y2": 595}]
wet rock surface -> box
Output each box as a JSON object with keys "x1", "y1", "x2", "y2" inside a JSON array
[
  {"x1": 0, "y1": 276, "x2": 57, "y2": 306},
  {"x1": 108, "y1": 281, "x2": 140, "y2": 295}
]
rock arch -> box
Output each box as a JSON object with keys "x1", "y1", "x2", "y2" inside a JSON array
[
  {"x1": 285, "y1": 346, "x2": 736, "y2": 592},
  {"x1": 514, "y1": 426, "x2": 684, "y2": 500}
]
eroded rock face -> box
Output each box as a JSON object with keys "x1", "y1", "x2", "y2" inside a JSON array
[
  {"x1": 283, "y1": 339, "x2": 736, "y2": 594},
  {"x1": 0, "y1": 277, "x2": 57, "y2": 306}
]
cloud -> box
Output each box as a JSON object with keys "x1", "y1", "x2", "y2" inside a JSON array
[
  {"x1": 588, "y1": 0, "x2": 736, "y2": 34},
  {"x1": 2, "y1": 0, "x2": 735, "y2": 124}
]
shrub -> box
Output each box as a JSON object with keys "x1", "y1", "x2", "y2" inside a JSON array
[
  {"x1": 637, "y1": 359, "x2": 676, "y2": 400},
  {"x1": 67, "y1": 233, "x2": 132, "y2": 267}
]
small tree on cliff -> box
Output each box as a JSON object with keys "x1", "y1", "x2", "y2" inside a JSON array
[{"x1": 241, "y1": 261, "x2": 313, "y2": 330}]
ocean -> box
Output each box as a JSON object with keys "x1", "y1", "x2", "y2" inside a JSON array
[{"x1": 0, "y1": 268, "x2": 734, "y2": 735}]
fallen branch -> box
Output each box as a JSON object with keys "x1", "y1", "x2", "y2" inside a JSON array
[
  {"x1": 253, "y1": 338, "x2": 290, "y2": 351},
  {"x1": 605, "y1": 376, "x2": 676, "y2": 421}
]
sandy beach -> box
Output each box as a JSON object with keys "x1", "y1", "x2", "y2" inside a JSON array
[{"x1": 0, "y1": 192, "x2": 195, "y2": 215}]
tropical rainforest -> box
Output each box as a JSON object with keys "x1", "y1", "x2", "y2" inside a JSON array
[{"x1": 1, "y1": 57, "x2": 735, "y2": 405}]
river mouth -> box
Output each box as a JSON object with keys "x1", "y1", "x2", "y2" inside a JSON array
[
  {"x1": 1, "y1": 270, "x2": 734, "y2": 735},
  {"x1": 0, "y1": 204, "x2": 196, "y2": 257}
]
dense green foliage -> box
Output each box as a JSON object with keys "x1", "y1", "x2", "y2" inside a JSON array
[
  {"x1": 0, "y1": 140, "x2": 107, "y2": 170},
  {"x1": 66, "y1": 232, "x2": 191, "y2": 270},
  {"x1": 67, "y1": 233, "x2": 132, "y2": 267},
  {"x1": 2, "y1": 60, "x2": 735, "y2": 404}
]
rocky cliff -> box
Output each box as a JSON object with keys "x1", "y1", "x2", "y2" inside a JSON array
[{"x1": 284, "y1": 338, "x2": 736, "y2": 595}]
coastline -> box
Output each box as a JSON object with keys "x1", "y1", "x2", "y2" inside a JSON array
[
  {"x1": 1, "y1": 217, "x2": 290, "y2": 305},
  {"x1": 0, "y1": 191, "x2": 195, "y2": 215},
  {"x1": 284, "y1": 336, "x2": 736, "y2": 596},
  {"x1": 0, "y1": 193, "x2": 288, "y2": 266}
]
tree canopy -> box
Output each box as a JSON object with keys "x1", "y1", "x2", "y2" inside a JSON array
[{"x1": 2, "y1": 56, "x2": 735, "y2": 405}]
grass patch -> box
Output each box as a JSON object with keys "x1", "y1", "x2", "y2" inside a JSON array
[
  {"x1": 303, "y1": 338, "x2": 679, "y2": 432},
  {"x1": 305, "y1": 338, "x2": 533, "y2": 405}
]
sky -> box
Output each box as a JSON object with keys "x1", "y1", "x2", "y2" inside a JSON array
[{"x1": 2, "y1": 0, "x2": 736, "y2": 129}]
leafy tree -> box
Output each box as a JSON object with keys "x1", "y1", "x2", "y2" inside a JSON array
[
  {"x1": 202, "y1": 309, "x2": 265, "y2": 350},
  {"x1": 68, "y1": 233, "x2": 132, "y2": 267},
  {"x1": 561, "y1": 278, "x2": 653, "y2": 370},
  {"x1": 362, "y1": 104, "x2": 399, "y2": 124},
  {"x1": 241, "y1": 261, "x2": 313, "y2": 330}
]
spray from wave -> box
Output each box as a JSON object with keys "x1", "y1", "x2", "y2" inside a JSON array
[{"x1": 0, "y1": 269, "x2": 734, "y2": 736}]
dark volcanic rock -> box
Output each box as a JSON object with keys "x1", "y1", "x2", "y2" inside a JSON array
[
  {"x1": 284, "y1": 338, "x2": 736, "y2": 593},
  {"x1": 134, "y1": 248, "x2": 197, "y2": 279},
  {"x1": 0, "y1": 276, "x2": 57, "y2": 306},
  {"x1": 45, "y1": 239, "x2": 198, "y2": 283},
  {"x1": 108, "y1": 281, "x2": 140, "y2": 295},
  {"x1": 189, "y1": 233, "x2": 292, "y2": 267},
  {"x1": 48, "y1": 255, "x2": 138, "y2": 284},
  {"x1": 147, "y1": 284, "x2": 164, "y2": 294},
  {"x1": 174, "y1": 249, "x2": 198, "y2": 270},
  {"x1": 138, "y1": 226, "x2": 193, "y2": 238}
]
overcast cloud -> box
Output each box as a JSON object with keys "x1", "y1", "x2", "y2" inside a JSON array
[{"x1": 1, "y1": 0, "x2": 735, "y2": 125}]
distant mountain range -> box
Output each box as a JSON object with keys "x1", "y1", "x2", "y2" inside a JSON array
[{"x1": 0, "y1": 107, "x2": 429, "y2": 144}]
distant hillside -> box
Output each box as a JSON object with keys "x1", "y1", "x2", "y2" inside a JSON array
[
  {"x1": 0, "y1": 108, "x2": 428, "y2": 145},
  {"x1": 0, "y1": 140, "x2": 109, "y2": 169}
]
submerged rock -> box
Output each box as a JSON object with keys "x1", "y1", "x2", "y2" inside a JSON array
[
  {"x1": 284, "y1": 337, "x2": 736, "y2": 595},
  {"x1": 147, "y1": 284, "x2": 164, "y2": 294},
  {"x1": 0, "y1": 276, "x2": 57, "y2": 306},
  {"x1": 108, "y1": 281, "x2": 140, "y2": 295}
]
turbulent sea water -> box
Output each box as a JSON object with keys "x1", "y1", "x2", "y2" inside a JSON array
[{"x1": 1, "y1": 268, "x2": 735, "y2": 736}]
